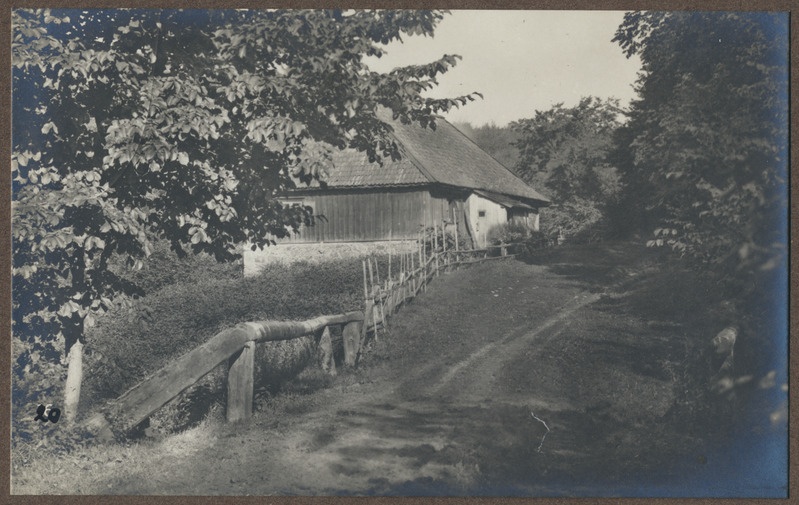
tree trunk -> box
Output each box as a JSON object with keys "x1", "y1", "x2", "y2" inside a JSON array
[{"x1": 63, "y1": 340, "x2": 83, "y2": 425}]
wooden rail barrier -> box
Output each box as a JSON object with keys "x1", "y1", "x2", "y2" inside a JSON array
[
  {"x1": 85, "y1": 237, "x2": 527, "y2": 438},
  {"x1": 363, "y1": 241, "x2": 525, "y2": 331},
  {"x1": 87, "y1": 311, "x2": 364, "y2": 436}
]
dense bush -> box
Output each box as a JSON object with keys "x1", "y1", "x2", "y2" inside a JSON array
[
  {"x1": 486, "y1": 222, "x2": 535, "y2": 245},
  {"x1": 109, "y1": 239, "x2": 243, "y2": 295},
  {"x1": 538, "y1": 200, "x2": 604, "y2": 244}
]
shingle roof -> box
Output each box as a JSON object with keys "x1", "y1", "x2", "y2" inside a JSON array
[
  {"x1": 295, "y1": 108, "x2": 549, "y2": 205},
  {"x1": 321, "y1": 143, "x2": 429, "y2": 187}
]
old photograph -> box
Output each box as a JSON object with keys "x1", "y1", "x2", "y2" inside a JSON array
[{"x1": 9, "y1": 9, "x2": 789, "y2": 497}]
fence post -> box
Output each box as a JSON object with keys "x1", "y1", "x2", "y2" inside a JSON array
[
  {"x1": 318, "y1": 326, "x2": 337, "y2": 376},
  {"x1": 362, "y1": 300, "x2": 374, "y2": 343},
  {"x1": 227, "y1": 341, "x2": 255, "y2": 423},
  {"x1": 411, "y1": 248, "x2": 416, "y2": 294},
  {"x1": 434, "y1": 223, "x2": 439, "y2": 276},
  {"x1": 454, "y1": 214, "x2": 459, "y2": 252},
  {"x1": 343, "y1": 320, "x2": 362, "y2": 366},
  {"x1": 442, "y1": 223, "x2": 447, "y2": 270},
  {"x1": 367, "y1": 257, "x2": 375, "y2": 290},
  {"x1": 362, "y1": 260, "x2": 368, "y2": 301}
]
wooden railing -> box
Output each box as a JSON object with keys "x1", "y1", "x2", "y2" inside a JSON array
[
  {"x1": 361, "y1": 241, "x2": 525, "y2": 337},
  {"x1": 85, "y1": 240, "x2": 525, "y2": 438}
]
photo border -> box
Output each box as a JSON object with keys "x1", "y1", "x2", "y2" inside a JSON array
[{"x1": 1, "y1": 1, "x2": 795, "y2": 503}]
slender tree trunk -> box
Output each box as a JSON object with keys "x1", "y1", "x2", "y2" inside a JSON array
[{"x1": 63, "y1": 340, "x2": 83, "y2": 425}]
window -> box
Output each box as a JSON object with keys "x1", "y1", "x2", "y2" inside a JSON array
[{"x1": 478, "y1": 210, "x2": 486, "y2": 218}]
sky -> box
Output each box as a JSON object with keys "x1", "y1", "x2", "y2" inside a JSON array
[{"x1": 366, "y1": 10, "x2": 642, "y2": 127}]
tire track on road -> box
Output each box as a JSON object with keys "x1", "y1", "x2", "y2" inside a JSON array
[{"x1": 427, "y1": 291, "x2": 602, "y2": 401}]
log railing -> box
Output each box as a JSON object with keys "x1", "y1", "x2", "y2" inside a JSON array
[{"x1": 85, "y1": 239, "x2": 525, "y2": 438}]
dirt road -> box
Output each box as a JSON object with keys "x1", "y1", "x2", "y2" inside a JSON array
[{"x1": 69, "y1": 244, "x2": 725, "y2": 496}]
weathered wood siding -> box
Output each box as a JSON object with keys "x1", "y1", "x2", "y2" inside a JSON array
[{"x1": 284, "y1": 188, "x2": 450, "y2": 243}]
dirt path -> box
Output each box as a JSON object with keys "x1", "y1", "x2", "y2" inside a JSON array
[
  {"x1": 77, "y1": 248, "x2": 710, "y2": 496},
  {"x1": 16, "y1": 245, "x2": 720, "y2": 496}
]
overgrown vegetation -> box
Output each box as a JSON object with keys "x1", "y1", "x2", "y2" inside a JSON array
[{"x1": 486, "y1": 222, "x2": 547, "y2": 251}]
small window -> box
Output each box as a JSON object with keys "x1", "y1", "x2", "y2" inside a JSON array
[{"x1": 478, "y1": 210, "x2": 486, "y2": 218}]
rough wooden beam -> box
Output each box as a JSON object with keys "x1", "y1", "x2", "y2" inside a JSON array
[
  {"x1": 342, "y1": 321, "x2": 362, "y2": 367},
  {"x1": 318, "y1": 326, "x2": 337, "y2": 376},
  {"x1": 227, "y1": 341, "x2": 255, "y2": 423}
]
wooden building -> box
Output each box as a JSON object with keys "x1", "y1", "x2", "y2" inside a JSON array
[{"x1": 280, "y1": 109, "x2": 549, "y2": 248}]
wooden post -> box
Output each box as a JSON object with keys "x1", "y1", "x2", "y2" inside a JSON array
[
  {"x1": 454, "y1": 213, "x2": 459, "y2": 251},
  {"x1": 343, "y1": 321, "x2": 362, "y2": 367},
  {"x1": 419, "y1": 237, "x2": 423, "y2": 271},
  {"x1": 405, "y1": 251, "x2": 416, "y2": 298},
  {"x1": 227, "y1": 341, "x2": 255, "y2": 423},
  {"x1": 362, "y1": 260, "x2": 368, "y2": 301},
  {"x1": 318, "y1": 326, "x2": 337, "y2": 376},
  {"x1": 433, "y1": 223, "x2": 438, "y2": 276},
  {"x1": 442, "y1": 222, "x2": 447, "y2": 269},
  {"x1": 63, "y1": 340, "x2": 83, "y2": 426},
  {"x1": 378, "y1": 298, "x2": 388, "y2": 330},
  {"x1": 372, "y1": 258, "x2": 388, "y2": 329},
  {"x1": 411, "y1": 248, "x2": 420, "y2": 288},
  {"x1": 367, "y1": 256, "x2": 375, "y2": 293},
  {"x1": 363, "y1": 300, "x2": 374, "y2": 343},
  {"x1": 454, "y1": 213, "x2": 460, "y2": 266},
  {"x1": 399, "y1": 253, "x2": 406, "y2": 302},
  {"x1": 423, "y1": 211, "x2": 427, "y2": 256}
]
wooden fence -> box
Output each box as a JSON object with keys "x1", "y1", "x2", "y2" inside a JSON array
[{"x1": 85, "y1": 236, "x2": 525, "y2": 438}]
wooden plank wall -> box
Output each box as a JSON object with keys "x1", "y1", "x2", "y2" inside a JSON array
[{"x1": 286, "y1": 188, "x2": 450, "y2": 242}]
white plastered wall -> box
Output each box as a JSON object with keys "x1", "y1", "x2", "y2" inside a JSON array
[{"x1": 465, "y1": 193, "x2": 508, "y2": 248}]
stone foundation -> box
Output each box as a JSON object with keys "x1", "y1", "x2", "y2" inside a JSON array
[{"x1": 243, "y1": 241, "x2": 417, "y2": 277}]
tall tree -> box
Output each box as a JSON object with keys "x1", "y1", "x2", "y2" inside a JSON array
[
  {"x1": 11, "y1": 8, "x2": 478, "y2": 421},
  {"x1": 510, "y1": 96, "x2": 623, "y2": 239},
  {"x1": 611, "y1": 12, "x2": 788, "y2": 278}
]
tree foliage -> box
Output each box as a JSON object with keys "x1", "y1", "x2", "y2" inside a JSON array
[
  {"x1": 11, "y1": 9, "x2": 478, "y2": 377},
  {"x1": 611, "y1": 12, "x2": 788, "y2": 277},
  {"x1": 510, "y1": 96, "x2": 623, "y2": 240}
]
